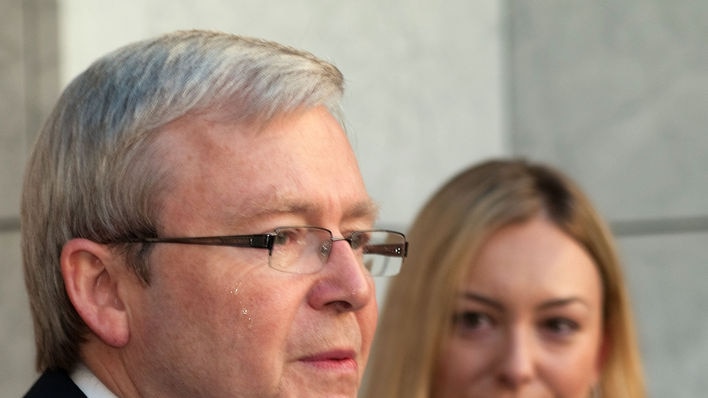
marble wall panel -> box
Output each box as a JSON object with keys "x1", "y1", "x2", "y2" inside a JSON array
[
  {"x1": 0, "y1": 0, "x2": 59, "y2": 394},
  {"x1": 0, "y1": 231, "x2": 34, "y2": 396},
  {"x1": 0, "y1": 0, "x2": 25, "y2": 220},
  {"x1": 619, "y1": 232, "x2": 708, "y2": 398},
  {"x1": 507, "y1": 0, "x2": 708, "y2": 222},
  {"x1": 0, "y1": 1, "x2": 33, "y2": 394}
]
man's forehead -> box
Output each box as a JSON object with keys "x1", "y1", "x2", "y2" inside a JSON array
[
  {"x1": 153, "y1": 108, "x2": 374, "y2": 225},
  {"x1": 232, "y1": 191, "x2": 380, "y2": 225}
]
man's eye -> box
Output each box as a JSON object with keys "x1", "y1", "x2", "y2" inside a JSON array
[
  {"x1": 274, "y1": 233, "x2": 290, "y2": 245},
  {"x1": 348, "y1": 232, "x2": 371, "y2": 250},
  {"x1": 274, "y1": 229, "x2": 302, "y2": 245}
]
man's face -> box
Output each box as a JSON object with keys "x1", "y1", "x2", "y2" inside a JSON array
[{"x1": 122, "y1": 106, "x2": 378, "y2": 397}]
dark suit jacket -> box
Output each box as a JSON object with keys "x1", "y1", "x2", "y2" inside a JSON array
[{"x1": 24, "y1": 369, "x2": 87, "y2": 398}]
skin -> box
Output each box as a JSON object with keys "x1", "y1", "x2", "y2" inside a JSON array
[
  {"x1": 71, "y1": 106, "x2": 378, "y2": 397},
  {"x1": 433, "y1": 216, "x2": 605, "y2": 398}
]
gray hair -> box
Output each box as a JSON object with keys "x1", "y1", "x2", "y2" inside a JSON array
[{"x1": 21, "y1": 29, "x2": 345, "y2": 372}]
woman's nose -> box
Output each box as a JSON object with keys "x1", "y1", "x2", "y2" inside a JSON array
[{"x1": 497, "y1": 328, "x2": 536, "y2": 389}]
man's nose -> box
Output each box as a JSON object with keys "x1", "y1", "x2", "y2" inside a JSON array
[{"x1": 307, "y1": 238, "x2": 374, "y2": 312}]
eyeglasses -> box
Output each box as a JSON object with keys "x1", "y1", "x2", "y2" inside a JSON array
[{"x1": 113, "y1": 226, "x2": 407, "y2": 276}]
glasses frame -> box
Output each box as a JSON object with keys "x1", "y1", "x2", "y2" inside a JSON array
[{"x1": 110, "y1": 226, "x2": 408, "y2": 274}]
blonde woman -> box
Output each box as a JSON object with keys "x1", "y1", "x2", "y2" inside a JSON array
[{"x1": 363, "y1": 159, "x2": 645, "y2": 397}]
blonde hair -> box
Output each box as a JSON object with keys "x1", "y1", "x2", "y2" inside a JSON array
[
  {"x1": 22, "y1": 30, "x2": 345, "y2": 372},
  {"x1": 362, "y1": 158, "x2": 645, "y2": 397}
]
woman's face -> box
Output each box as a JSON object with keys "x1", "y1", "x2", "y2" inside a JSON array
[{"x1": 433, "y1": 216, "x2": 605, "y2": 398}]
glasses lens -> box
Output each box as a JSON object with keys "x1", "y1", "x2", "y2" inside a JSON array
[
  {"x1": 269, "y1": 227, "x2": 406, "y2": 276},
  {"x1": 359, "y1": 231, "x2": 407, "y2": 277},
  {"x1": 270, "y1": 227, "x2": 332, "y2": 274}
]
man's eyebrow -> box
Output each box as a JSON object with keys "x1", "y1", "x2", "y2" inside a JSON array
[
  {"x1": 231, "y1": 197, "x2": 380, "y2": 224},
  {"x1": 345, "y1": 199, "x2": 380, "y2": 222}
]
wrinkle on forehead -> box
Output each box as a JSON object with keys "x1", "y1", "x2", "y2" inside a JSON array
[
  {"x1": 231, "y1": 190, "x2": 380, "y2": 228},
  {"x1": 153, "y1": 106, "x2": 374, "y2": 233}
]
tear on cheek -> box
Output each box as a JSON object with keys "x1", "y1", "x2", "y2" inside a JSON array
[{"x1": 237, "y1": 306, "x2": 255, "y2": 330}]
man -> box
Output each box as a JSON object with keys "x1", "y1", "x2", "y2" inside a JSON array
[{"x1": 22, "y1": 30, "x2": 407, "y2": 397}]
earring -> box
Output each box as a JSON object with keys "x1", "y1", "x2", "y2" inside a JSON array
[{"x1": 589, "y1": 384, "x2": 601, "y2": 398}]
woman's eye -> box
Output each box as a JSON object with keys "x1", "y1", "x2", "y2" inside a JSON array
[
  {"x1": 453, "y1": 311, "x2": 492, "y2": 332},
  {"x1": 542, "y1": 317, "x2": 580, "y2": 336}
]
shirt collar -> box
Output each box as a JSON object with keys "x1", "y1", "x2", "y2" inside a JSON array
[{"x1": 70, "y1": 363, "x2": 119, "y2": 398}]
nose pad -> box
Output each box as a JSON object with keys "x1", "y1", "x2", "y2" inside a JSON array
[
  {"x1": 307, "y1": 236, "x2": 373, "y2": 312},
  {"x1": 318, "y1": 239, "x2": 333, "y2": 263},
  {"x1": 325, "y1": 236, "x2": 356, "y2": 262}
]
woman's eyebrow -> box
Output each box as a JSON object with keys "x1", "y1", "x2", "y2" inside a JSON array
[
  {"x1": 536, "y1": 297, "x2": 592, "y2": 311},
  {"x1": 459, "y1": 293, "x2": 592, "y2": 313},
  {"x1": 460, "y1": 292, "x2": 504, "y2": 312}
]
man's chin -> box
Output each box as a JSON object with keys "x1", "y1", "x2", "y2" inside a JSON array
[{"x1": 282, "y1": 362, "x2": 361, "y2": 398}]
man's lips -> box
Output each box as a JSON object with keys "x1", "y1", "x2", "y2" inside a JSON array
[{"x1": 298, "y1": 349, "x2": 358, "y2": 370}]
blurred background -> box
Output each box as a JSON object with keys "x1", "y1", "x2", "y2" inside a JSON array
[{"x1": 1, "y1": 1, "x2": 706, "y2": 396}]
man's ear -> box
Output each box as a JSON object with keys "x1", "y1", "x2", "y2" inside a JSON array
[{"x1": 61, "y1": 238, "x2": 130, "y2": 347}]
